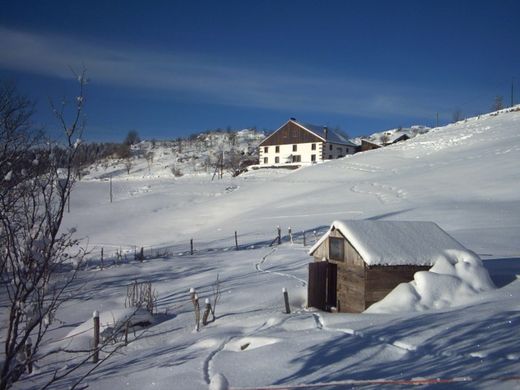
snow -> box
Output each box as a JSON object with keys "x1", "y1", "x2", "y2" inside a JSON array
[
  {"x1": 310, "y1": 220, "x2": 477, "y2": 266},
  {"x1": 3, "y1": 107, "x2": 520, "y2": 389},
  {"x1": 366, "y1": 250, "x2": 496, "y2": 313}
]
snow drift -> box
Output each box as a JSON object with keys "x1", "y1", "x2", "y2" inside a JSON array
[{"x1": 366, "y1": 249, "x2": 496, "y2": 313}]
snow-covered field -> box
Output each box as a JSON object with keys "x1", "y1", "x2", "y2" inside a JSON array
[{"x1": 12, "y1": 108, "x2": 520, "y2": 389}]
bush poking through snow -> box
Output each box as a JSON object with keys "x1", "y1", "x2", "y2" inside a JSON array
[
  {"x1": 171, "y1": 166, "x2": 183, "y2": 177},
  {"x1": 125, "y1": 281, "x2": 157, "y2": 315}
]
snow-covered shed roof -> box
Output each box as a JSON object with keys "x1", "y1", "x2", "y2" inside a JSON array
[{"x1": 309, "y1": 220, "x2": 477, "y2": 266}]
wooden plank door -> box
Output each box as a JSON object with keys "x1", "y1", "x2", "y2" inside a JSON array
[
  {"x1": 308, "y1": 262, "x2": 327, "y2": 310},
  {"x1": 326, "y1": 263, "x2": 337, "y2": 308}
]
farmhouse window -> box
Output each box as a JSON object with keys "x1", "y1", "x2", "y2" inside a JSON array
[
  {"x1": 311, "y1": 154, "x2": 316, "y2": 162},
  {"x1": 275, "y1": 156, "x2": 279, "y2": 163},
  {"x1": 263, "y1": 157, "x2": 268, "y2": 164},
  {"x1": 275, "y1": 146, "x2": 280, "y2": 153},
  {"x1": 292, "y1": 155, "x2": 301, "y2": 163},
  {"x1": 311, "y1": 143, "x2": 316, "y2": 150},
  {"x1": 264, "y1": 146, "x2": 268, "y2": 153},
  {"x1": 292, "y1": 144, "x2": 297, "y2": 152},
  {"x1": 329, "y1": 144, "x2": 333, "y2": 151},
  {"x1": 329, "y1": 237, "x2": 344, "y2": 261}
]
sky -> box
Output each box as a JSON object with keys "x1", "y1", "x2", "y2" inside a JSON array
[{"x1": 0, "y1": 0, "x2": 519, "y2": 142}]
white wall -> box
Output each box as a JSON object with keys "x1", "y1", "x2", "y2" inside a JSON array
[
  {"x1": 323, "y1": 142, "x2": 356, "y2": 160},
  {"x1": 259, "y1": 142, "x2": 323, "y2": 165},
  {"x1": 259, "y1": 142, "x2": 355, "y2": 165}
]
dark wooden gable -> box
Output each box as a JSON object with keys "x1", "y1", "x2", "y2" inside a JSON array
[{"x1": 259, "y1": 121, "x2": 323, "y2": 146}]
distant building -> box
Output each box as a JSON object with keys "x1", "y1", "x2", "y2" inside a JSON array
[
  {"x1": 359, "y1": 139, "x2": 382, "y2": 152},
  {"x1": 308, "y1": 220, "x2": 477, "y2": 313},
  {"x1": 258, "y1": 118, "x2": 356, "y2": 166}
]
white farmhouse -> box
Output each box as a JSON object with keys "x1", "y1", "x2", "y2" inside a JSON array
[{"x1": 258, "y1": 118, "x2": 356, "y2": 166}]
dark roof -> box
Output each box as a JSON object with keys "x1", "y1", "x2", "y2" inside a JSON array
[{"x1": 294, "y1": 121, "x2": 356, "y2": 146}]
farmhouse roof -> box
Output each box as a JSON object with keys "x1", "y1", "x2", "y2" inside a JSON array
[
  {"x1": 309, "y1": 220, "x2": 478, "y2": 266},
  {"x1": 261, "y1": 119, "x2": 356, "y2": 147}
]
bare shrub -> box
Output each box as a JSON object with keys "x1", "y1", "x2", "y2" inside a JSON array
[{"x1": 125, "y1": 280, "x2": 157, "y2": 315}]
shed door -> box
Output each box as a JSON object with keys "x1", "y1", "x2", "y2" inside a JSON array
[
  {"x1": 327, "y1": 263, "x2": 337, "y2": 308},
  {"x1": 308, "y1": 262, "x2": 327, "y2": 310}
]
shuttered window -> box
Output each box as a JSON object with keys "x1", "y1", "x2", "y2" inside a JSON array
[{"x1": 329, "y1": 237, "x2": 344, "y2": 261}]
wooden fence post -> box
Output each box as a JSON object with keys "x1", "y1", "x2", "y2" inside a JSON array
[
  {"x1": 303, "y1": 231, "x2": 306, "y2": 246},
  {"x1": 277, "y1": 226, "x2": 281, "y2": 245},
  {"x1": 25, "y1": 337, "x2": 32, "y2": 374},
  {"x1": 283, "y1": 288, "x2": 291, "y2": 314},
  {"x1": 140, "y1": 246, "x2": 144, "y2": 262},
  {"x1": 288, "y1": 227, "x2": 293, "y2": 244},
  {"x1": 109, "y1": 175, "x2": 113, "y2": 203},
  {"x1": 100, "y1": 247, "x2": 104, "y2": 270},
  {"x1": 93, "y1": 311, "x2": 100, "y2": 363},
  {"x1": 202, "y1": 298, "x2": 212, "y2": 325},
  {"x1": 235, "y1": 231, "x2": 239, "y2": 250},
  {"x1": 190, "y1": 239, "x2": 194, "y2": 255}
]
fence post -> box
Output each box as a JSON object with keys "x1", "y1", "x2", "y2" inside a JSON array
[
  {"x1": 303, "y1": 231, "x2": 306, "y2": 246},
  {"x1": 202, "y1": 298, "x2": 212, "y2": 325},
  {"x1": 93, "y1": 311, "x2": 100, "y2": 363},
  {"x1": 190, "y1": 239, "x2": 194, "y2": 255},
  {"x1": 140, "y1": 246, "x2": 144, "y2": 262},
  {"x1": 100, "y1": 247, "x2": 104, "y2": 270},
  {"x1": 25, "y1": 337, "x2": 32, "y2": 374},
  {"x1": 235, "y1": 231, "x2": 239, "y2": 250},
  {"x1": 288, "y1": 227, "x2": 293, "y2": 244},
  {"x1": 109, "y1": 175, "x2": 113, "y2": 203},
  {"x1": 283, "y1": 288, "x2": 291, "y2": 314},
  {"x1": 277, "y1": 226, "x2": 281, "y2": 245}
]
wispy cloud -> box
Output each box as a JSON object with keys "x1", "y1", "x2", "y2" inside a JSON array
[{"x1": 0, "y1": 26, "x2": 437, "y2": 119}]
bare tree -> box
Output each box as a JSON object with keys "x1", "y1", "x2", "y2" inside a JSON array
[
  {"x1": 144, "y1": 151, "x2": 154, "y2": 173},
  {"x1": 0, "y1": 72, "x2": 88, "y2": 389},
  {"x1": 452, "y1": 109, "x2": 464, "y2": 123},
  {"x1": 124, "y1": 158, "x2": 133, "y2": 174},
  {"x1": 492, "y1": 95, "x2": 504, "y2": 112},
  {"x1": 123, "y1": 130, "x2": 140, "y2": 146},
  {"x1": 379, "y1": 133, "x2": 390, "y2": 145}
]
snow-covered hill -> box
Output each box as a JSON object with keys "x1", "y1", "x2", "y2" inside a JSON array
[
  {"x1": 351, "y1": 124, "x2": 430, "y2": 146},
  {"x1": 83, "y1": 128, "x2": 265, "y2": 180},
  {"x1": 15, "y1": 107, "x2": 520, "y2": 389}
]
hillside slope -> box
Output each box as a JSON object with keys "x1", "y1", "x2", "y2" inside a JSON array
[{"x1": 28, "y1": 107, "x2": 520, "y2": 390}]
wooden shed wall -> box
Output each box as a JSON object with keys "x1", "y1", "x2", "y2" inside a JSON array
[
  {"x1": 260, "y1": 122, "x2": 323, "y2": 146},
  {"x1": 311, "y1": 228, "x2": 431, "y2": 313},
  {"x1": 312, "y1": 229, "x2": 366, "y2": 313},
  {"x1": 364, "y1": 265, "x2": 429, "y2": 309}
]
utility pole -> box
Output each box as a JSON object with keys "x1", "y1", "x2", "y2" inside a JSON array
[
  {"x1": 512, "y1": 77, "x2": 515, "y2": 107},
  {"x1": 436, "y1": 112, "x2": 439, "y2": 128}
]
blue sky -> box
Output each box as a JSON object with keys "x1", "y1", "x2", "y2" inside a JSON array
[{"x1": 1, "y1": 0, "x2": 519, "y2": 141}]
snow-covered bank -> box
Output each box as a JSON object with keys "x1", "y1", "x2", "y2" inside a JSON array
[{"x1": 6, "y1": 108, "x2": 520, "y2": 389}]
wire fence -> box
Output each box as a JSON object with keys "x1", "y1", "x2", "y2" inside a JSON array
[{"x1": 83, "y1": 226, "x2": 328, "y2": 270}]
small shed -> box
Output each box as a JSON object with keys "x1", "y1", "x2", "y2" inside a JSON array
[{"x1": 308, "y1": 220, "x2": 475, "y2": 313}]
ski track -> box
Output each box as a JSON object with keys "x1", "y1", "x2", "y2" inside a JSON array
[{"x1": 255, "y1": 248, "x2": 307, "y2": 286}]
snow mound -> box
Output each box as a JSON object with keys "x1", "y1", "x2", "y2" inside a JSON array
[
  {"x1": 209, "y1": 373, "x2": 229, "y2": 390},
  {"x1": 366, "y1": 250, "x2": 496, "y2": 313},
  {"x1": 63, "y1": 308, "x2": 153, "y2": 350}
]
